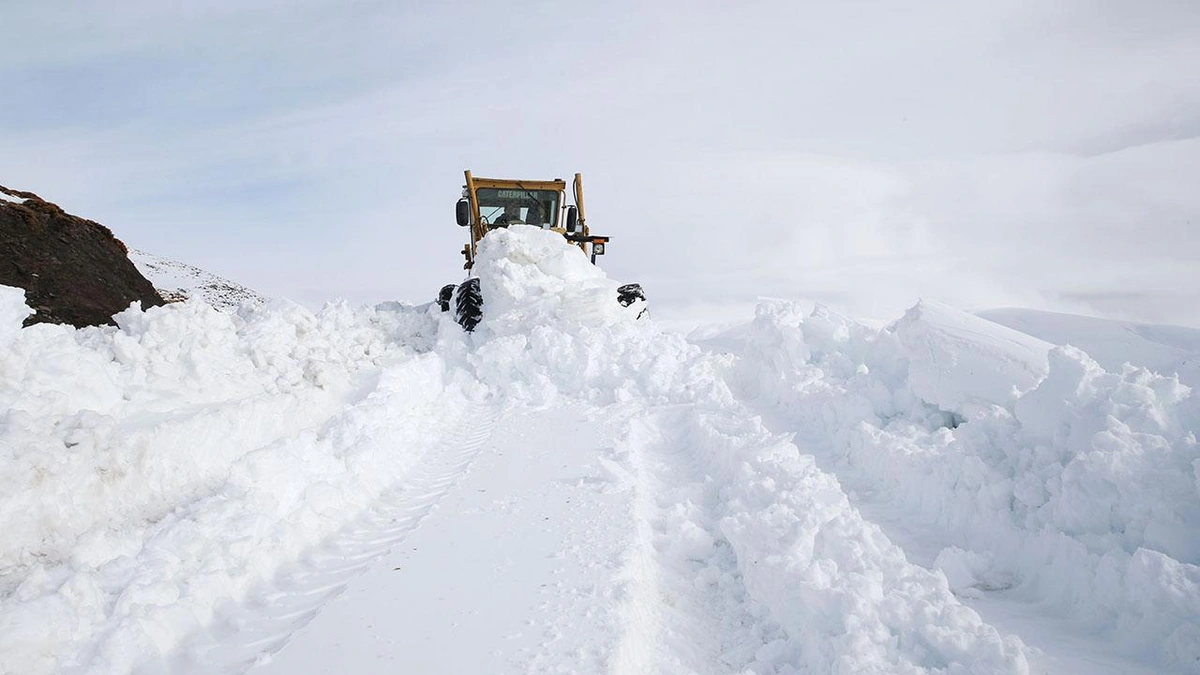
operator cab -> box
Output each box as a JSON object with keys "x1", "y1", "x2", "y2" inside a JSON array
[
  {"x1": 455, "y1": 171, "x2": 596, "y2": 269},
  {"x1": 474, "y1": 188, "x2": 560, "y2": 229}
]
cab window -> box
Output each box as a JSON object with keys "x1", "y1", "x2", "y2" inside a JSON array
[{"x1": 476, "y1": 188, "x2": 560, "y2": 228}]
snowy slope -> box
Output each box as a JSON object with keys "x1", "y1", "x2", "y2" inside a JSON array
[
  {"x1": 979, "y1": 307, "x2": 1200, "y2": 388},
  {"x1": 1, "y1": 226, "x2": 1197, "y2": 674},
  {"x1": 128, "y1": 248, "x2": 267, "y2": 310}
]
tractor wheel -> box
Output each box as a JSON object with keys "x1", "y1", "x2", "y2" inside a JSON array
[
  {"x1": 437, "y1": 284, "x2": 455, "y2": 312},
  {"x1": 454, "y1": 278, "x2": 483, "y2": 331},
  {"x1": 617, "y1": 283, "x2": 645, "y2": 307},
  {"x1": 617, "y1": 283, "x2": 648, "y2": 320}
]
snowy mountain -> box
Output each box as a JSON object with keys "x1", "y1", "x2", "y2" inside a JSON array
[
  {"x1": 1, "y1": 227, "x2": 1197, "y2": 675},
  {"x1": 128, "y1": 248, "x2": 267, "y2": 310}
]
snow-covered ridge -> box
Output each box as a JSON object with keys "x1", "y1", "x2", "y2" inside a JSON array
[
  {"x1": 128, "y1": 248, "x2": 267, "y2": 310},
  {"x1": 0, "y1": 185, "x2": 36, "y2": 205},
  {"x1": 980, "y1": 306, "x2": 1200, "y2": 388}
]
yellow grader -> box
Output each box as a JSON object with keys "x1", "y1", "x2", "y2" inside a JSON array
[{"x1": 438, "y1": 170, "x2": 645, "y2": 331}]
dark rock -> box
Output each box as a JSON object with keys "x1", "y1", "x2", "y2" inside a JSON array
[{"x1": 0, "y1": 185, "x2": 165, "y2": 328}]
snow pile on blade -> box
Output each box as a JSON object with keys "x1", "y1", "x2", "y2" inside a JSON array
[
  {"x1": 727, "y1": 298, "x2": 1200, "y2": 673},
  {"x1": 469, "y1": 225, "x2": 637, "y2": 333}
]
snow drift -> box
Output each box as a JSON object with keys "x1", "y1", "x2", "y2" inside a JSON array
[
  {"x1": 0, "y1": 293, "x2": 457, "y2": 673},
  {"x1": 723, "y1": 298, "x2": 1200, "y2": 673}
]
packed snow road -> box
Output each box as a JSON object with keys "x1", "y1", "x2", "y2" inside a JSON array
[
  {"x1": 154, "y1": 401, "x2": 503, "y2": 674},
  {"x1": 1, "y1": 225, "x2": 1198, "y2": 674}
]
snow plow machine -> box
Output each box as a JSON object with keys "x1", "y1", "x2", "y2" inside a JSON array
[{"x1": 437, "y1": 170, "x2": 646, "y2": 331}]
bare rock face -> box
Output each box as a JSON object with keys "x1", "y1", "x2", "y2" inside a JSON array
[{"x1": 0, "y1": 184, "x2": 165, "y2": 328}]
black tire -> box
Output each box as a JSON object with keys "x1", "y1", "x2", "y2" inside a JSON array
[
  {"x1": 454, "y1": 278, "x2": 483, "y2": 331},
  {"x1": 617, "y1": 283, "x2": 645, "y2": 307},
  {"x1": 437, "y1": 284, "x2": 455, "y2": 312}
]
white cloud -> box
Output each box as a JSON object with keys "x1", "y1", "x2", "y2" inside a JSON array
[{"x1": 1, "y1": 0, "x2": 1197, "y2": 325}]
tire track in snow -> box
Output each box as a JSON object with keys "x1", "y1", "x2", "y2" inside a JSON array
[
  {"x1": 144, "y1": 402, "x2": 502, "y2": 675},
  {"x1": 625, "y1": 403, "x2": 1029, "y2": 674},
  {"x1": 610, "y1": 405, "x2": 788, "y2": 674},
  {"x1": 607, "y1": 413, "x2": 662, "y2": 675}
]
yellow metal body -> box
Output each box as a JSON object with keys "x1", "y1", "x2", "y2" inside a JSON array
[{"x1": 460, "y1": 170, "x2": 609, "y2": 270}]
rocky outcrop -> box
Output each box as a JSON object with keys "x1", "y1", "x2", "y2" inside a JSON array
[{"x1": 0, "y1": 185, "x2": 165, "y2": 328}]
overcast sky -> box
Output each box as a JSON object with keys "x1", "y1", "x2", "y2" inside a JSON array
[{"x1": 2, "y1": 0, "x2": 1198, "y2": 327}]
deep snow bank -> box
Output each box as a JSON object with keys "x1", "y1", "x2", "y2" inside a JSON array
[
  {"x1": 726, "y1": 299, "x2": 1200, "y2": 673},
  {"x1": 0, "y1": 288, "x2": 461, "y2": 673}
]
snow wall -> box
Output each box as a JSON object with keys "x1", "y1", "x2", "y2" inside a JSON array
[{"x1": 728, "y1": 297, "x2": 1200, "y2": 672}]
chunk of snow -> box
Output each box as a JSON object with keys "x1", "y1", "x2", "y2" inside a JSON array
[
  {"x1": 894, "y1": 299, "x2": 1052, "y2": 415},
  {"x1": 0, "y1": 285, "x2": 33, "y2": 343}
]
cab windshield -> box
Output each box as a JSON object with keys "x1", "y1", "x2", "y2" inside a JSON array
[{"x1": 476, "y1": 187, "x2": 560, "y2": 228}]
